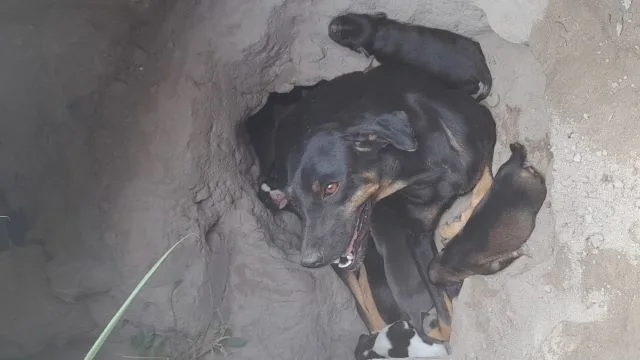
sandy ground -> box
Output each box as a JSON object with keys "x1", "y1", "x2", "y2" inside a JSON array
[{"x1": 0, "y1": 0, "x2": 639, "y2": 359}]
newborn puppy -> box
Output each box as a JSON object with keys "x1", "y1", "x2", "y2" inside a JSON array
[
  {"x1": 428, "y1": 143, "x2": 547, "y2": 285},
  {"x1": 328, "y1": 12, "x2": 493, "y2": 101},
  {"x1": 370, "y1": 194, "x2": 436, "y2": 335},
  {"x1": 355, "y1": 320, "x2": 448, "y2": 360}
]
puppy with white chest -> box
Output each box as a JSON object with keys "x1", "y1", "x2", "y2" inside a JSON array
[
  {"x1": 355, "y1": 320, "x2": 447, "y2": 360},
  {"x1": 328, "y1": 12, "x2": 493, "y2": 101},
  {"x1": 428, "y1": 142, "x2": 548, "y2": 286}
]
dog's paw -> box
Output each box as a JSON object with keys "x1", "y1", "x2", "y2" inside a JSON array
[{"x1": 258, "y1": 181, "x2": 288, "y2": 210}]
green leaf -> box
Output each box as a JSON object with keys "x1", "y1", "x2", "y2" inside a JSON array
[
  {"x1": 223, "y1": 337, "x2": 248, "y2": 348},
  {"x1": 83, "y1": 233, "x2": 196, "y2": 360}
]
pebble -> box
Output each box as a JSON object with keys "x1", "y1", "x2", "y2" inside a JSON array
[
  {"x1": 544, "y1": 285, "x2": 553, "y2": 293},
  {"x1": 614, "y1": 180, "x2": 623, "y2": 188},
  {"x1": 574, "y1": 154, "x2": 582, "y2": 162},
  {"x1": 587, "y1": 233, "x2": 605, "y2": 249}
]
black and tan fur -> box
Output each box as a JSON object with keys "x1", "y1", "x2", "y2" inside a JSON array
[{"x1": 428, "y1": 143, "x2": 547, "y2": 286}]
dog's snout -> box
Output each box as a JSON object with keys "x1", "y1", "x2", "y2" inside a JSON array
[{"x1": 300, "y1": 251, "x2": 324, "y2": 268}]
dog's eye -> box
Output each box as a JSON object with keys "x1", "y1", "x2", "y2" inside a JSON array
[{"x1": 323, "y1": 182, "x2": 339, "y2": 197}]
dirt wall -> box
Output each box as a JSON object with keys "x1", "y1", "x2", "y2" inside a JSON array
[{"x1": 3, "y1": 0, "x2": 638, "y2": 359}]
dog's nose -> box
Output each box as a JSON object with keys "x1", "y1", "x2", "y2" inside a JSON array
[{"x1": 300, "y1": 252, "x2": 324, "y2": 268}]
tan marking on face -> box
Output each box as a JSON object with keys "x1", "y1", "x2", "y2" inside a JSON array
[
  {"x1": 346, "y1": 183, "x2": 380, "y2": 214},
  {"x1": 376, "y1": 180, "x2": 408, "y2": 200},
  {"x1": 312, "y1": 181, "x2": 321, "y2": 193},
  {"x1": 360, "y1": 171, "x2": 378, "y2": 183},
  {"x1": 440, "y1": 165, "x2": 494, "y2": 243}
]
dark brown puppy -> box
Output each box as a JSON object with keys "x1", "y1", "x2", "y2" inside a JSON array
[
  {"x1": 428, "y1": 143, "x2": 547, "y2": 285},
  {"x1": 328, "y1": 12, "x2": 493, "y2": 101}
]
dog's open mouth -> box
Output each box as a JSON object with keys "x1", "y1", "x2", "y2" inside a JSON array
[{"x1": 332, "y1": 200, "x2": 372, "y2": 270}]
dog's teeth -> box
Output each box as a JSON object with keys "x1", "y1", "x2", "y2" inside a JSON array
[
  {"x1": 338, "y1": 257, "x2": 354, "y2": 269},
  {"x1": 346, "y1": 253, "x2": 354, "y2": 261}
]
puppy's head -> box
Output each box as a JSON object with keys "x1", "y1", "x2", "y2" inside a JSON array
[
  {"x1": 495, "y1": 142, "x2": 547, "y2": 211},
  {"x1": 272, "y1": 110, "x2": 417, "y2": 270},
  {"x1": 361, "y1": 320, "x2": 449, "y2": 358},
  {"x1": 328, "y1": 12, "x2": 388, "y2": 54}
]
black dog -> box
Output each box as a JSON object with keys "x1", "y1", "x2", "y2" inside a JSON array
[
  {"x1": 370, "y1": 194, "x2": 437, "y2": 336},
  {"x1": 428, "y1": 143, "x2": 547, "y2": 286},
  {"x1": 355, "y1": 320, "x2": 448, "y2": 359},
  {"x1": 328, "y1": 12, "x2": 492, "y2": 101},
  {"x1": 259, "y1": 62, "x2": 496, "y2": 337}
]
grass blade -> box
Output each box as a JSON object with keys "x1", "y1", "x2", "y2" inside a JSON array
[{"x1": 84, "y1": 233, "x2": 196, "y2": 360}]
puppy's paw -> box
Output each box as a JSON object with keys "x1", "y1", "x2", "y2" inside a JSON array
[{"x1": 257, "y1": 181, "x2": 288, "y2": 210}]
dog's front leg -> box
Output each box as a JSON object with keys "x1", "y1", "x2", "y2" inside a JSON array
[{"x1": 406, "y1": 200, "x2": 454, "y2": 343}]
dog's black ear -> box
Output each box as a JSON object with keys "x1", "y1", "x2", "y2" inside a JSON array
[{"x1": 344, "y1": 110, "x2": 417, "y2": 152}]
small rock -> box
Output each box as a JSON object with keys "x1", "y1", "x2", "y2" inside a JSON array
[
  {"x1": 603, "y1": 150, "x2": 608, "y2": 156},
  {"x1": 587, "y1": 233, "x2": 605, "y2": 249},
  {"x1": 574, "y1": 153, "x2": 582, "y2": 162},
  {"x1": 614, "y1": 180, "x2": 623, "y2": 188},
  {"x1": 596, "y1": 151, "x2": 603, "y2": 156},
  {"x1": 584, "y1": 214, "x2": 593, "y2": 224},
  {"x1": 544, "y1": 285, "x2": 553, "y2": 293}
]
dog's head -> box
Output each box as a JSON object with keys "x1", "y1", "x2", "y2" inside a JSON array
[
  {"x1": 328, "y1": 12, "x2": 388, "y2": 55},
  {"x1": 269, "y1": 110, "x2": 416, "y2": 270}
]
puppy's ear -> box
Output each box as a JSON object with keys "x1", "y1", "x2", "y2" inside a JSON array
[{"x1": 344, "y1": 110, "x2": 417, "y2": 152}]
